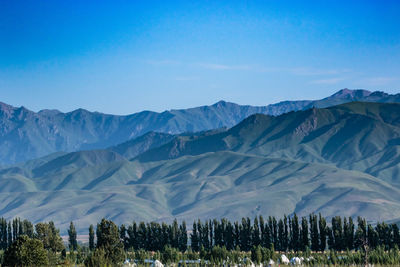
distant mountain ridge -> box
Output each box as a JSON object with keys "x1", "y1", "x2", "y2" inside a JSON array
[
  {"x1": 0, "y1": 88, "x2": 399, "y2": 165},
  {"x1": 1, "y1": 101, "x2": 400, "y2": 233}
]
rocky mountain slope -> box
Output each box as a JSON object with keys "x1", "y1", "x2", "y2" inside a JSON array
[{"x1": 1, "y1": 89, "x2": 399, "y2": 165}]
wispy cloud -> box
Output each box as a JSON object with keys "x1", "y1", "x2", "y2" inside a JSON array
[
  {"x1": 309, "y1": 78, "x2": 345, "y2": 85},
  {"x1": 196, "y1": 64, "x2": 353, "y2": 76},
  {"x1": 145, "y1": 59, "x2": 353, "y2": 77},
  {"x1": 145, "y1": 60, "x2": 182, "y2": 66},
  {"x1": 361, "y1": 77, "x2": 397, "y2": 86},
  {"x1": 174, "y1": 76, "x2": 199, "y2": 81},
  {"x1": 287, "y1": 67, "x2": 352, "y2": 76},
  {"x1": 196, "y1": 63, "x2": 251, "y2": 71}
]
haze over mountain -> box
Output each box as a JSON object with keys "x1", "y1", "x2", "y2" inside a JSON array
[
  {"x1": 1, "y1": 101, "x2": 400, "y2": 233},
  {"x1": 0, "y1": 89, "x2": 399, "y2": 165}
]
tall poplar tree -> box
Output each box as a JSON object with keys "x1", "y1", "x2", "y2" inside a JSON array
[
  {"x1": 332, "y1": 216, "x2": 343, "y2": 251},
  {"x1": 0, "y1": 218, "x2": 7, "y2": 250},
  {"x1": 392, "y1": 224, "x2": 400, "y2": 248},
  {"x1": 234, "y1": 221, "x2": 240, "y2": 249},
  {"x1": 300, "y1": 217, "x2": 309, "y2": 251},
  {"x1": 7, "y1": 222, "x2": 12, "y2": 247},
  {"x1": 95, "y1": 218, "x2": 124, "y2": 264},
  {"x1": 283, "y1": 215, "x2": 289, "y2": 251},
  {"x1": 89, "y1": 224, "x2": 95, "y2": 251},
  {"x1": 178, "y1": 221, "x2": 187, "y2": 252},
  {"x1": 208, "y1": 220, "x2": 213, "y2": 248},
  {"x1": 253, "y1": 217, "x2": 260, "y2": 247},
  {"x1": 68, "y1": 221, "x2": 78, "y2": 251},
  {"x1": 191, "y1": 221, "x2": 199, "y2": 252},
  {"x1": 291, "y1": 214, "x2": 300, "y2": 251},
  {"x1": 277, "y1": 219, "x2": 284, "y2": 251},
  {"x1": 310, "y1": 214, "x2": 319, "y2": 251},
  {"x1": 318, "y1": 214, "x2": 327, "y2": 251}
]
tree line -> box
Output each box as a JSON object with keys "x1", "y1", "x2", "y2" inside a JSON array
[
  {"x1": 1, "y1": 214, "x2": 400, "y2": 266},
  {"x1": 116, "y1": 214, "x2": 400, "y2": 253},
  {"x1": 0, "y1": 218, "x2": 65, "y2": 266},
  {"x1": 0, "y1": 218, "x2": 63, "y2": 252}
]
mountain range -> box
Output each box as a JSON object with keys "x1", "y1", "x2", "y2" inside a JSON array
[
  {"x1": 1, "y1": 92, "x2": 400, "y2": 233},
  {"x1": 1, "y1": 88, "x2": 399, "y2": 165}
]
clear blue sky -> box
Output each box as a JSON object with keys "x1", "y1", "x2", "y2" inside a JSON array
[{"x1": 1, "y1": 0, "x2": 399, "y2": 114}]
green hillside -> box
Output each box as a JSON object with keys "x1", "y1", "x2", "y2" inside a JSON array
[{"x1": 1, "y1": 151, "x2": 399, "y2": 233}]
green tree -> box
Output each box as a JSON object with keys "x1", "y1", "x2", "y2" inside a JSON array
[
  {"x1": 332, "y1": 216, "x2": 343, "y2": 251},
  {"x1": 127, "y1": 222, "x2": 138, "y2": 250},
  {"x1": 318, "y1": 214, "x2": 327, "y2": 251},
  {"x1": 240, "y1": 217, "x2": 252, "y2": 251},
  {"x1": 161, "y1": 222, "x2": 169, "y2": 249},
  {"x1": 208, "y1": 220, "x2": 213, "y2": 248},
  {"x1": 376, "y1": 222, "x2": 390, "y2": 250},
  {"x1": 137, "y1": 222, "x2": 147, "y2": 250},
  {"x1": 84, "y1": 247, "x2": 110, "y2": 267},
  {"x1": 345, "y1": 217, "x2": 355, "y2": 250},
  {"x1": 0, "y1": 218, "x2": 7, "y2": 250},
  {"x1": 96, "y1": 218, "x2": 125, "y2": 264},
  {"x1": 199, "y1": 219, "x2": 209, "y2": 250},
  {"x1": 283, "y1": 215, "x2": 289, "y2": 251},
  {"x1": 178, "y1": 221, "x2": 187, "y2": 252},
  {"x1": 89, "y1": 224, "x2": 95, "y2": 251},
  {"x1": 277, "y1": 219, "x2": 284, "y2": 251},
  {"x1": 3, "y1": 235, "x2": 48, "y2": 267},
  {"x1": 225, "y1": 221, "x2": 234, "y2": 250},
  {"x1": 310, "y1": 214, "x2": 319, "y2": 251},
  {"x1": 367, "y1": 224, "x2": 378, "y2": 249},
  {"x1": 35, "y1": 221, "x2": 64, "y2": 252},
  {"x1": 300, "y1": 217, "x2": 309, "y2": 251},
  {"x1": 190, "y1": 221, "x2": 199, "y2": 252},
  {"x1": 355, "y1": 217, "x2": 367, "y2": 250},
  {"x1": 171, "y1": 219, "x2": 180, "y2": 249},
  {"x1": 21, "y1": 220, "x2": 34, "y2": 238},
  {"x1": 271, "y1": 217, "x2": 278, "y2": 249},
  {"x1": 291, "y1": 214, "x2": 300, "y2": 251},
  {"x1": 68, "y1": 221, "x2": 78, "y2": 251},
  {"x1": 12, "y1": 218, "x2": 19, "y2": 242},
  {"x1": 234, "y1": 221, "x2": 241, "y2": 248},
  {"x1": 251, "y1": 245, "x2": 262, "y2": 264},
  {"x1": 162, "y1": 245, "x2": 179, "y2": 264},
  {"x1": 119, "y1": 224, "x2": 129, "y2": 250},
  {"x1": 253, "y1": 217, "x2": 261, "y2": 247},
  {"x1": 7, "y1": 222, "x2": 12, "y2": 247},
  {"x1": 392, "y1": 224, "x2": 400, "y2": 248},
  {"x1": 213, "y1": 219, "x2": 221, "y2": 247}
]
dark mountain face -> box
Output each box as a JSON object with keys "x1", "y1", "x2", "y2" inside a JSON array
[
  {"x1": 0, "y1": 89, "x2": 399, "y2": 165},
  {"x1": 109, "y1": 132, "x2": 176, "y2": 159}
]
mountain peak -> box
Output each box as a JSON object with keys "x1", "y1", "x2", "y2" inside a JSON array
[
  {"x1": 331, "y1": 88, "x2": 372, "y2": 99},
  {"x1": 213, "y1": 100, "x2": 229, "y2": 106},
  {"x1": 0, "y1": 101, "x2": 15, "y2": 112}
]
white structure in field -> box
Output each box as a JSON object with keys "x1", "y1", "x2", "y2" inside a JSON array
[{"x1": 281, "y1": 254, "x2": 290, "y2": 265}]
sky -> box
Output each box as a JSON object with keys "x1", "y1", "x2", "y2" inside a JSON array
[{"x1": 1, "y1": 0, "x2": 399, "y2": 114}]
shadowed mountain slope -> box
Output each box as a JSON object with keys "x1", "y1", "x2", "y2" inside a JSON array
[{"x1": 137, "y1": 102, "x2": 400, "y2": 182}]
